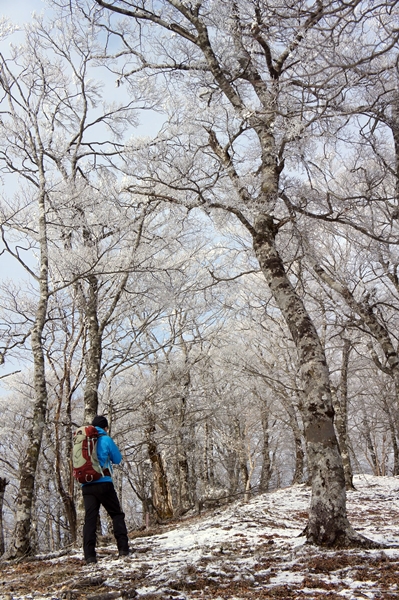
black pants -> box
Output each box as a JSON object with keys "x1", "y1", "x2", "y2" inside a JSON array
[{"x1": 82, "y1": 482, "x2": 129, "y2": 560}]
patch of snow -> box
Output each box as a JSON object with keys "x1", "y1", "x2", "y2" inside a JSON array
[{"x1": 3, "y1": 474, "x2": 399, "y2": 599}]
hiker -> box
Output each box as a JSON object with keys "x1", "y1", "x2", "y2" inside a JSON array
[{"x1": 80, "y1": 415, "x2": 129, "y2": 564}]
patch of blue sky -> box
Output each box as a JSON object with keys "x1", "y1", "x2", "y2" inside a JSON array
[{"x1": 0, "y1": 0, "x2": 46, "y2": 26}]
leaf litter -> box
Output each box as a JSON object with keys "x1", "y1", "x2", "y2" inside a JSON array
[{"x1": 2, "y1": 474, "x2": 399, "y2": 599}]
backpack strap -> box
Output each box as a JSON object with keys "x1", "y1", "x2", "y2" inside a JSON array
[{"x1": 95, "y1": 429, "x2": 112, "y2": 478}]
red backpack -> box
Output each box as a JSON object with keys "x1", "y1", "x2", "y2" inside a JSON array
[{"x1": 72, "y1": 425, "x2": 104, "y2": 483}]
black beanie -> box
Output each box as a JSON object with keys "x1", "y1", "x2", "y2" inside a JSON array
[{"x1": 92, "y1": 415, "x2": 108, "y2": 430}]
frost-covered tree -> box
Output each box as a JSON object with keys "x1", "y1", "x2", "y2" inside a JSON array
[
  {"x1": 0, "y1": 9, "x2": 141, "y2": 557},
  {"x1": 83, "y1": 0, "x2": 399, "y2": 546}
]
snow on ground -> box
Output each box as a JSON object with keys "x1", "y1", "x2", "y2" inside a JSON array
[{"x1": 2, "y1": 474, "x2": 399, "y2": 599}]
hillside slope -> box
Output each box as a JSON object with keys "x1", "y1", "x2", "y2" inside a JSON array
[{"x1": 2, "y1": 474, "x2": 399, "y2": 599}]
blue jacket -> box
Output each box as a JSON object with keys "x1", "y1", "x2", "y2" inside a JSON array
[{"x1": 83, "y1": 426, "x2": 122, "y2": 486}]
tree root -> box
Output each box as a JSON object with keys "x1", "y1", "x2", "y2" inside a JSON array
[{"x1": 302, "y1": 524, "x2": 384, "y2": 549}]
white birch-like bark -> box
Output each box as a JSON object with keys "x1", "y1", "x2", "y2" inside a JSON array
[{"x1": 6, "y1": 186, "x2": 50, "y2": 559}]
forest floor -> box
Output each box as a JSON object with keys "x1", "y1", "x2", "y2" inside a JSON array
[{"x1": 2, "y1": 474, "x2": 399, "y2": 600}]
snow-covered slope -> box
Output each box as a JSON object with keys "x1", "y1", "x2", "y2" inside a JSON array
[{"x1": 2, "y1": 474, "x2": 399, "y2": 599}]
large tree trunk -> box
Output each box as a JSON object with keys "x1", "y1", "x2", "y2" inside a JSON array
[
  {"x1": 252, "y1": 214, "x2": 370, "y2": 547},
  {"x1": 208, "y1": 114, "x2": 361, "y2": 541},
  {"x1": 6, "y1": 189, "x2": 50, "y2": 559}
]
